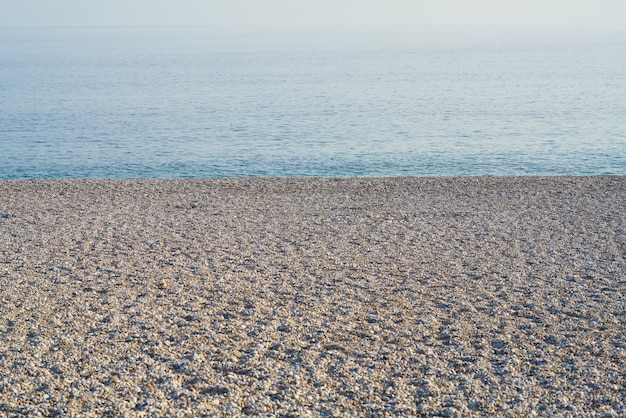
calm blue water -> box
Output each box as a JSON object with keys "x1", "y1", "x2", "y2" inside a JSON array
[{"x1": 1, "y1": 26, "x2": 625, "y2": 179}]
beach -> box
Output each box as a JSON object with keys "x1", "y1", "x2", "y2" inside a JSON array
[{"x1": 0, "y1": 176, "x2": 624, "y2": 416}]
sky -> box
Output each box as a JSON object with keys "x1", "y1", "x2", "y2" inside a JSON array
[{"x1": 1, "y1": 0, "x2": 626, "y2": 27}]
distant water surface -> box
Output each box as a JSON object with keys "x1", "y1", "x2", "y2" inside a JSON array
[{"x1": 1, "y1": 25, "x2": 625, "y2": 179}]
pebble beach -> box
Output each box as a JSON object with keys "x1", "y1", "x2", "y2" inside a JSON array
[{"x1": 0, "y1": 176, "x2": 624, "y2": 417}]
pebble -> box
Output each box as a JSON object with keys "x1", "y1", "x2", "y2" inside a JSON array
[{"x1": 0, "y1": 176, "x2": 624, "y2": 416}]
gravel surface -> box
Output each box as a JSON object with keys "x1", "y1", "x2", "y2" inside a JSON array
[{"x1": 0, "y1": 176, "x2": 624, "y2": 417}]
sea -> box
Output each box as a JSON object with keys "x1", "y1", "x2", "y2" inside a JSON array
[{"x1": 1, "y1": 25, "x2": 625, "y2": 179}]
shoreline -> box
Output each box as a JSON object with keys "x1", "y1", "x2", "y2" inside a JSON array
[{"x1": 1, "y1": 176, "x2": 624, "y2": 416}]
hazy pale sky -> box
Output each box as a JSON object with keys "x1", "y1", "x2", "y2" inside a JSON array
[{"x1": 2, "y1": 0, "x2": 626, "y2": 27}]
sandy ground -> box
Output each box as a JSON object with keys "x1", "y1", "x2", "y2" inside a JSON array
[{"x1": 0, "y1": 176, "x2": 624, "y2": 417}]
